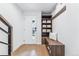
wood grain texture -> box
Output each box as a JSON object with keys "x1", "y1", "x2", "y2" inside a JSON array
[
  {"x1": 42, "y1": 37, "x2": 64, "y2": 45},
  {"x1": 12, "y1": 44, "x2": 49, "y2": 56},
  {"x1": 42, "y1": 37, "x2": 65, "y2": 56}
]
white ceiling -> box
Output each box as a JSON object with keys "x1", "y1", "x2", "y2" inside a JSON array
[{"x1": 16, "y1": 3, "x2": 57, "y2": 14}]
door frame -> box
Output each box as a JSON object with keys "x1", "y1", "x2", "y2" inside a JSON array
[{"x1": 0, "y1": 15, "x2": 12, "y2": 56}]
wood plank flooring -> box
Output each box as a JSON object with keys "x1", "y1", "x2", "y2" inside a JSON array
[{"x1": 11, "y1": 44, "x2": 49, "y2": 56}]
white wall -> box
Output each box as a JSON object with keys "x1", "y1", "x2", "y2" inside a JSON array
[
  {"x1": 24, "y1": 12, "x2": 41, "y2": 44},
  {"x1": 0, "y1": 3, "x2": 25, "y2": 51},
  {"x1": 53, "y1": 4, "x2": 79, "y2": 56}
]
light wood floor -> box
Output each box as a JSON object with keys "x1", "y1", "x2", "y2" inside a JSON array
[{"x1": 12, "y1": 44, "x2": 49, "y2": 56}]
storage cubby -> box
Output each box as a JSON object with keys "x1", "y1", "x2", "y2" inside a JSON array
[{"x1": 42, "y1": 16, "x2": 52, "y2": 37}]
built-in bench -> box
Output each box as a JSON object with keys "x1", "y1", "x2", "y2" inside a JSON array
[{"x1": 42, "y1": 37, "x2": 65, "y2": 56}]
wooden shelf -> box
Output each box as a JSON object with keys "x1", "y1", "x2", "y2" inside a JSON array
[
  {"x1": 42, "y1": 28, "x2": 52, "y2": 29},
  {"x1": 42, "y1": 23, "x2": 51, "y2": 25},
  {"x1": 41, "y1": 15, "x2": 52, "y2": 37}
]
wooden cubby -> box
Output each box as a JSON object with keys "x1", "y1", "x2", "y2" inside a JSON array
[{"x1": 41, "y1": 15, "x2": 52, "y2": 37}]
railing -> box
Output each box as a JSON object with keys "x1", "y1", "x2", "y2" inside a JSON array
[
  {"x1": 0, "y1": 15, "x2": 12, "y2": 56},
  {"x1": 0, "y1": 27, "x2": 9, "y2": 34},
  {"x1": 0, "y1": 41, "x2": 8, "y2": 45}
]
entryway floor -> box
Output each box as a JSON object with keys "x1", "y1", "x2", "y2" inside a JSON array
[{"x1": 11, "y1": 44, "x2": 49, "y2": 56}]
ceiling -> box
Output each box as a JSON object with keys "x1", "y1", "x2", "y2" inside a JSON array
[{"x1": 16, "y1": 3, "x2": 57, "y2": 14}]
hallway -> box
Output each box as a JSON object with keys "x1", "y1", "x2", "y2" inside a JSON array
[
  {"x1": 0, "y1": 3, "x2": 66, "y2": 56},
  {"x1": 1, "y1": 3, "x2": 79, "y2": 56}
]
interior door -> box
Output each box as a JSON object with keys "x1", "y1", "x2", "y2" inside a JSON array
[{"x1": 0, "y1": 15, "x2": 12, "y2": 56}]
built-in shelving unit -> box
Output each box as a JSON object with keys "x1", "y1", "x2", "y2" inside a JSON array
[{"x1": 41, "y1": 16, "x2": 52, "y2": 37}]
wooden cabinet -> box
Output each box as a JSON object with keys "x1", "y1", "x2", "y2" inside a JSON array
[
  {"x1": 42, "y1": 37, "x2": 65, "y2": 56},
  {"x1": 48, "y1": 45, "x2": 64, "y2": 56}
]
